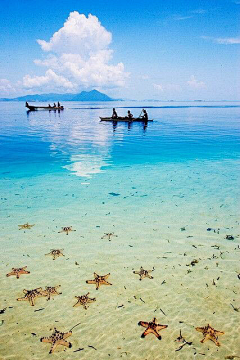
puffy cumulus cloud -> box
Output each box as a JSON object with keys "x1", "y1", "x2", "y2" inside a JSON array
[
  {"x1": 0, "y1": 79, "x2": 17, "y2": 95},
  {"x1": 187, "y1": 75, "x2": 205, "y2": 89},
  {"x1": 37, "y1": 12, "x2": 112, "y2": 57},
  {"x1": 23, "y1": 12, "x2": 129, "y2": 91},
  {"x1": 23, "y1": 69, "x2": 77, "y2": 90}
]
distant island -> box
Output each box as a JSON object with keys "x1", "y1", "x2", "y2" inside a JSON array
[{"x1": 0, "y1": 89, "x2": 117, "y2": 102}]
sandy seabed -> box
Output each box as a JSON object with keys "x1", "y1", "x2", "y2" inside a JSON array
[{"x1": 0, "y1": 160, "x2": 239, "y2": 359}]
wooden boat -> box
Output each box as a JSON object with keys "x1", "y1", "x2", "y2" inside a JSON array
[
  {"x1": 26, "y1": 104, "x2": 64, "y2": 111},
  {"x1": 100, "y1": 117, "x2": 153, "y2": 122}
]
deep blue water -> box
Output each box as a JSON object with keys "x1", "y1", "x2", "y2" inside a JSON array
[
  {"x1": 1, "y1": 101, "x2": 240, "y2": 360},
  {"x1": 0, "y1": 101, "x2": 239, "y2": 179}
]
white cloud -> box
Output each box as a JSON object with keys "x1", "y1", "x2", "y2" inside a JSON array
[
  {"x1": 215, "y1": 37, "x2": 240, "y2": 44},
  {"x1": 202, "y1": 35, "x2": 240, "y2": 44},
  {"x1": 23, "y1": 12, "x2": 129, "y2": 92},
  {"x1": 37, "y1": 12, "x2": 112, "y2": 56},
  {"x1": 187, "y1": 75, "x2": 205, "y2": 89},
  {"x1": 154, "y1": 84, "x2": 164, "y2": 91},
  {"x1": 23, "y1": 69, "x2": 77, "y2": 90},
  {"x1": 191, "y1": 9, "x2": 207, "y2": 14},
  {"x1": 154, "y1": 83, "x2": 181, "y2": 92},
  {"x1": 173, "y1": 15, "x2": 193, "y2": 21},
  {"x1": 0, "y1": 79, "x2": 17, "y2": 95},
  {"x1": 173, "y1": 9, "x2": 206, "y2": 21}
]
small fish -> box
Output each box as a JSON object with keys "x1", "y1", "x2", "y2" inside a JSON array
[
  {"x1": 73, "y1": 348, "x2": 84, "y2": 353},
  {"x1": 230, "y1": 304, "x2": 239, "y2": 312},
  {"x1": 88, "y1": 345, "x2": 97, "y2": 350}
]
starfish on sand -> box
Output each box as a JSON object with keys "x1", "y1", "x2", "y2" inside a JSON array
[
  {"x1": 18, "y1": 223, "x2": 35, "y2": 230},
  {"x1": 133, "y1": 266, "x2": 154, "y2": 280},
  {"x1": 40, "y1": 328, "x2": 72, "y2": 354},
  {"x1": 42, "y1": 286, "x2": 62, "y2": 301},
  {"x1": 73, "y1": 292, "x2": 96, "y2": 309},
  {"x1": 101, "y1": 233, "x2": 118, "y2": 241},
  {"x1": 196, "y1": 324, "x2": 224, "y2": 347},
  {"x1": 45, "y1": 249, "x2": 64, "y2": 260},
  {"x1": 86, "y1": 272, "x2": 112, "y2": 290},
  {"x1": 175, "y1": 330, "x2": 192, "y2": 351},
  {"x1": 58, "y1": 226, "x2": 76, "y2": 235},
  {"x1": 17, "y1": 288, "x2": 45, "y2": 306},
  {"x1": 138, "y1": 318, "x2": 168, "y2": 340},
  {"x1": 6, "y1": 266, "x2": 30, "y2": 279}
]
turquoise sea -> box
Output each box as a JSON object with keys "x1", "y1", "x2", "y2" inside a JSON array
[{"x1": 0, "y1": 101, "x2": 239, "y2": 359}]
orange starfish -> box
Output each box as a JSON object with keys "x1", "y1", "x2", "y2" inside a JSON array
[
  {"x1": 101, "y1": 233, "x2": 118, "y2": 241},
  {"x1": 6, "y1": 266, "x2": 30, "y2": 279},
  {"x1": 18, "y1": 223, "x2": 34, "y2": 230},
  {"x1": 58, "y1": 226, "x2": 76, "y2": 235},
  {"x1": 17, "y1": 288, "x2": 44, "y2": 306},
  {"x1": 196, "y1": 324, "x2": 224, "y2": 347},
  {"x1": 40, "y1": 328, "x2": 72, "y2": 354},
  {"x1": 138, "y1": 318, "x2": 168, "y2": 340},
  {"x1": 45, "y1": 249, "x2": 64, "y2": 260},
  {"x1": 133, "y1": 266, "x2": 154, "y2": 280},
  {"x1": 41, "y1": 286, "x2": 62, "y2": 301},
  {"x1": 86, "y1": 272, "x2": 112, "y2": 290},
  {"x1": 73, "y1": 292, "x2": 96, "y2": 309}
]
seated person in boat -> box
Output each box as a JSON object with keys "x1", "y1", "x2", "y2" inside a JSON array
[
  {"x1": 127, "y1": 110, "x2": 133, "y2": 120},
  {"x1": 112, "y1": 108, "x2": 118, "y2": 119},
  {"x1": 57, "y1": 101, "x2": 61, "y2": 107},
  {"x1": 25, "y1": 102, "x2": 29, "y2": 107},
  {"x1": 53, "y1": 103, "x2": 57, "y2": 108},
  {"x1": 141, "y1": 109, "x2": 148, "y2": 121},
  {"x1": 48, "y1": 104, "x2": 51, "y2": 108}
]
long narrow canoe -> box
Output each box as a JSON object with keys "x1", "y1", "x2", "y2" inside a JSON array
[
  {"x1": 26, "y1": 105, "x2": 64, "y2": 111},
  {"x1": 100, "y1": 117, "x2": 152, "y2": 122}
]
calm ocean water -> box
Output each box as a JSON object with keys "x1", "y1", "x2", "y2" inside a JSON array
[{"x1": 0, "y1": 101, "x2": 239, "y2": 359}]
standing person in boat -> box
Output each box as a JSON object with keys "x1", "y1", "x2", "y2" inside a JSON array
[
  {"x1": 112, "y1": 108, "x2": 118, "y2": 119},
  {"x1": 127, "y1": 110, "x2": 133, "y2": 120},
  {"x1": 57, "y1": 101, "x2": 61, "y2": 108},
  {"x1": 141, "y1": 109, "x2": 148, "y2": 121}
]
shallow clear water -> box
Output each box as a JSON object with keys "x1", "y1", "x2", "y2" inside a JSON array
[{"x1": 0, "y1": 101, "x2": 239, "y2": 359}]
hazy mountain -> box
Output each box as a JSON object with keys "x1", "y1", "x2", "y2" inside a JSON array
[
  {"x1": 71, "y1": 90, "x2": 114, "y2": 101},
  {"x1": 0, "y1": 90, "x2": 115, "y2": 102}
]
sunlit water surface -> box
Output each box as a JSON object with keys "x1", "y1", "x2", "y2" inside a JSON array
[{"x1": 0, "y1": 101, "x2": 239, "y2": 359}]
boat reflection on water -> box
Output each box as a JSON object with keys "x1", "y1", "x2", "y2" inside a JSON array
[
  {"x1": 111, "y1": 119, "x2": 149, "y2": 133},
  {"x1": 26, "y1": 108, "x2": 63, "y2": 118},
  {"x1": 112, "y1": 120, "x2": 118, "y2": 132}
]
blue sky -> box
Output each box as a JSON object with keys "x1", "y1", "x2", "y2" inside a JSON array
[{"x1": 0, "y1": 0, "x2": 239, "y2": 100}]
